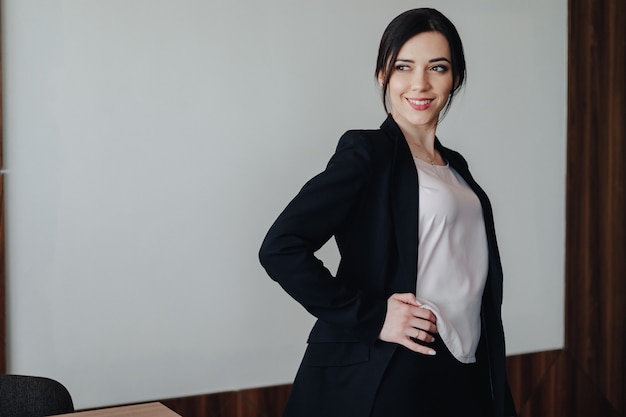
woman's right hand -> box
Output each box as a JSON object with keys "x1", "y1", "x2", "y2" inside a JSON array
[{"x1": 378, "y1": 293, "x2": 438, "y2": 355}]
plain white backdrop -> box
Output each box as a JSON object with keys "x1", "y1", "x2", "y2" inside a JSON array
[{"x1": 3, "y1": 0, "x2": 566, "y2": 409}]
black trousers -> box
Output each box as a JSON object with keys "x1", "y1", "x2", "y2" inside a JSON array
[{"x1": 370, "y1": 337, "x2": 490, "y2": 417}]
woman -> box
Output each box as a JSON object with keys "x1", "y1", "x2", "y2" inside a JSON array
[{"x1": 259, "y1": 8, "x2": 516, "y2": 417}]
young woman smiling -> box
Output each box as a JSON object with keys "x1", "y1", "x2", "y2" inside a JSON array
[{"x1": 260, "y1": 8, "x2": 516, "y2": 417}]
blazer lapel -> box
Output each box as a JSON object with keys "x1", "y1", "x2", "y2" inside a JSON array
[{"x1": 380, "y1": 117, "x2": 420, "y2": 293}]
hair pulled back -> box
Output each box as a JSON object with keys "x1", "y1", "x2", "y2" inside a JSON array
[{"x1": 376, "y1": 8, "x2": 466, "y2": 116}]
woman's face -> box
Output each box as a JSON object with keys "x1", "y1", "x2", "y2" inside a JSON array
[{"x1": 379, "y1": 31, "x2": 453, "y2": 133}]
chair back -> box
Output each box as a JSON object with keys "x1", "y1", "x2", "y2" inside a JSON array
[{"x1": 0, "y1": 374, "x2": 74, "y2": 417}]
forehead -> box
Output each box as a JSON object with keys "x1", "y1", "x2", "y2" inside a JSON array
[{"x1": 397, "y1": 31, "x2": 451, "y2": 60}]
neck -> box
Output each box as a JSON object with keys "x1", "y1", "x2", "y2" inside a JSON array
[
  {"x1": 405, "y1": 134, "x2": 437, "y2": 153},
  {"x1": 398, "y1": 125, "x2": 438, "y2": 154},
  {"x1": 390, "y1": 113, "x2": 438, "y2": 152},
  {"x1": 401, "y1": 127, "x2": 442, "y2": 165}
]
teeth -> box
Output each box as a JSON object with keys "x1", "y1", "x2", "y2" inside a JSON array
[{"x1": 408, "y1": 99, "x2": 432, "y2": 105}]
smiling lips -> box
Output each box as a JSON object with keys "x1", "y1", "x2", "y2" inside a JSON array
[{"x1": 407, "y1": 98, "x2": 433, "y2": 110}]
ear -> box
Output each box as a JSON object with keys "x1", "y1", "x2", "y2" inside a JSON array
[{"x1": 377, "y1": 70, "x2": 385, "y2": 88}]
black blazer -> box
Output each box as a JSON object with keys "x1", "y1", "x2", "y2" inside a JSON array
[{"x1": 259, "y1": 115, "x2": 516, "y2": 417}]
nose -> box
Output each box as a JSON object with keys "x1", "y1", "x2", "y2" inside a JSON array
[{"x1": 411, "y1": 71, "x2": 430, "y2": 91}]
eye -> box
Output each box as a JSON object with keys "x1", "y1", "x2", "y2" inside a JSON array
[
  {"x1": 431, "y1": 64, "x2": 450, "y2": 73},
  {"x1": 395, "y1": 64, "x2": 411, "y2": 71}
]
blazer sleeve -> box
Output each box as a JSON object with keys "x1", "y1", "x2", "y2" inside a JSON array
[{"x1": 259, "y1": 131, "x2": 387, "y2": 343}]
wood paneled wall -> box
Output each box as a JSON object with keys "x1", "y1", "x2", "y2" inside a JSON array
[
  {"x1": 1, "y1": 0, "x2": 624, "y2": 415},
  {"x1": 563, "y1": 0, "x2": 625, "y2": 415},
  {"x1": 158, "y1": 385, "x2": 293, "y2": 417}
]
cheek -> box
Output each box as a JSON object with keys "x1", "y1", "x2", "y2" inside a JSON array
[
  {"x1": 388, "y1": 84, "x2": 405, "y2": 104},
  {"x1": 387, "y1": 77, "x2": 406, "y2": 96}
]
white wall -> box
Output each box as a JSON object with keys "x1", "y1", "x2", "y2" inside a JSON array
[{"x1": 2, "y1": 0, "x2": 567, "y2": 409}]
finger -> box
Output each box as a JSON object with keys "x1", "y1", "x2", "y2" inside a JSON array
[
  {"x1": 409, "y1": 306, "x2": 437, "y2": 323},
  {"x1": 391, "y1": 292, "x2": 420, "y2": 306},
  {"x1": 408, "y1": 317, "x2": 438, "y2": 334},
  {"x1": 401, "y1": 338, "x2": 437, "y2": 356},
  {"x1": 408, "y1": 327, "x2": 436, "y2": 343}
]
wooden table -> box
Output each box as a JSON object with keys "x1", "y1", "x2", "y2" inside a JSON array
[{"x1": 53, "y1": 402, "x2": 181, "y2": 416}]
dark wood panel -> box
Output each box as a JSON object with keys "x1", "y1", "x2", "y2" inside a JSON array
[
  {"x1": 506, "y1": 350, "x2": 562, "y2": 412},
  {"x1": 160, "y1": 391, "x2": 240, "y2": 417},
  {"x1": 566, "y1": 0, "x2": 626, "y2": 414},
  {"x1": 239, "y1": 385, "x2": 291, "y2": 417},
  {"x1": 157, "y1": 385, "x2": 292, "y2": 417},
  {"x1": 519, "y1": 353, "x2": 620, "y2": 417}
]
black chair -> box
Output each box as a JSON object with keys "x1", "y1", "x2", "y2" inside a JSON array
[{"x1": 0, "y1": 374, "x2": 74, "y2": 417}]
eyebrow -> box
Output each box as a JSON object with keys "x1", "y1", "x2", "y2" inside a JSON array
[{"x1": 395, "y1": 57, "x2": 452, "y2": 64}]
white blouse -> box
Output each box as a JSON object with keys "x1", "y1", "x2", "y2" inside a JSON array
[{"x1": 413, "y1": 157, "x2": 489, "y2": 363}]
